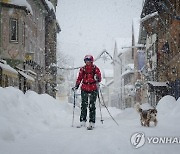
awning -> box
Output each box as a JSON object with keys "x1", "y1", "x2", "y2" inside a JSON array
[
  {"x1": 0, "y1": 63, "x2": 18, "y2": 78},
  {"x1": 18, "y1": 71, "x2": 35, "y2": 82},
  {"x1": 147, "y1": 81, "x2": 168, "y2": 87}
]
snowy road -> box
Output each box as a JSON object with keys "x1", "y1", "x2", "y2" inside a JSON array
[
  {"x1": 0, "y1": 87, "x2": 180, "y2": 154},
  {"x1": 1, "y1": 110, "x2": 180, "y2": 154}
]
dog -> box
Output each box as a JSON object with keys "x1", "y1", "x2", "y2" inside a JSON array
[{"x1": 135, "y1": 103, "x2": 158, "y2": 127}]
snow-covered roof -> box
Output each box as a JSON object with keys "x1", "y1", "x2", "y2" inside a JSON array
[
  {"x1": 121, "y1": 69, "x2": 134, "y2": 78},
  {"x1": 2, "y1": 0, "x2": 56, "y2": 15},
  {"x1": 0, "y1": 62, "x2": 18, "y2": 77},
  {"x1": 3, "y1": 0, "x2": 33, "y2": 14},
  {"x1": 18, "y1": 71, "x2": 35, "y2": 82},
  {"x1": 147, "y1": 81, "x2": 168, "y2": 87}
]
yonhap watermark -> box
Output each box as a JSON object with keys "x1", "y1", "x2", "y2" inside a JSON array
[
  {"x1": 130, "y1": 132, "x2": 146, "y2": 148},
  {"x1": 130, "y1": 132, "x2": 180, "y2": 149}
]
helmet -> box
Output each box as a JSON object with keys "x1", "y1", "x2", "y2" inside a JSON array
[{"x1": 84, "y1": 55, "x2": 94, "y2": 63}]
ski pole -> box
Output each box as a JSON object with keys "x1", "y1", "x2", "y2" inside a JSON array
[
  {"x1": 99, "y1": 87, "x2": 119, "y2": 126},
  {"x1": 72, "y1": 90, "x2": 76, "y2": 127},
  {"x1": 97, "y1": 91, "x2": 104, "y2": 124}
]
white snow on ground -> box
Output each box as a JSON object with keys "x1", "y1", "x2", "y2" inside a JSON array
[{"x1": 0, "y1": 87, "x2": 180, "y2": 154}]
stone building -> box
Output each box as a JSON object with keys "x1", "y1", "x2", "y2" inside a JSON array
[
  {"x1": 140, "y1": 0, "x2": 180, "y2": 105},
  {"x1": 0, "y1": 0, "x2": 60, "y2": 97}
]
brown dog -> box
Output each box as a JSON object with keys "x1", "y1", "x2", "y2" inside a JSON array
[{"x1": 135, "y1": 104, "x2": 158, "y2": 127}]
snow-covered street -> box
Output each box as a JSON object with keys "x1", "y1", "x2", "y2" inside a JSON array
[{"x1": 0, "y1": 87, "x2": 180, "y2": 154}]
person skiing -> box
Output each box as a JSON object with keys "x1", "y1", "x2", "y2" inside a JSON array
[{"x1": 72, "y1": 55, "x2": 101, "y2": 130}]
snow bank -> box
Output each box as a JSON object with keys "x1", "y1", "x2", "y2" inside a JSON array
[
  {"x1": 0, "y1": 87, "x2": 72, "y2": 142},
  {"x1": 157, "y1": 95, "x2": 180, "y2": 127},
  {"x1": 1, "y1": 87, "x2": 180, "y2": 154},
  {"x1": 157, "y1": 95, "x2": 176, "y2": 115}
]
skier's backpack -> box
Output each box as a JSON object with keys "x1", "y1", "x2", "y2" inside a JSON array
[{"x1": 82, "y1": 65, "x2": 97, "y2": 81}]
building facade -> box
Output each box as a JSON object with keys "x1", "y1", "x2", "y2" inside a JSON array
[
  {"x1": 0, "y1": 0, "x2": 60, "y2": 97},
  {"x1": 140, "y1": 0, "x2": 180, "y2": 105}
]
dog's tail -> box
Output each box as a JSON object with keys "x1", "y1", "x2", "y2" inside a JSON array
[{"x1": 134, "y1": 103, "x2": 142, "y2": 113}]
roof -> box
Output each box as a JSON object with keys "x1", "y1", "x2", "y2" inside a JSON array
[
  {"x1": 1, "y1": 0, "x2": 33, "y2": 14},
  {"x1": 121, "y1": 70, "x2": 134, "y2": 78},
  {"x1": 0, "y1": 63, "x2": 18, "y2": 78},
  {"x1": 1, "y1": 0, "x2": 56, "y2": 15}
]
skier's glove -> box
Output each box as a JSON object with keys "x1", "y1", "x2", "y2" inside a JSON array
[
  {"x1": 94, "y1": 75, "x2": 100, "y2": 82},
  {"x1": 72, "y1": 84, "x2": 79, "y2": 91}
]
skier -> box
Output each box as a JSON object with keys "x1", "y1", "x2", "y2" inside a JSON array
[{"x1": 72, "y1": 55, "x2": 101, "y2": 130}]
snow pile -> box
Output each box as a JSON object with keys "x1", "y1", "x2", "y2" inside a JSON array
[
  {"x1": 157, "y1": 95, "x2": 176, "y2": 115},
  {"x1": 157, "y1": 95, "x2": 180, "y2": 127},
  {"x1": 0, "y1": 87, "x2": 180, "y2": 154},
  {"x1": 0, "y1": 87, "x2": 72, "y2": 142}
]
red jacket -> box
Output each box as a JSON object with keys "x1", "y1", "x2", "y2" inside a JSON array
[{"x1": 76, "y1": 64, "x2": 101, "y2": 92}]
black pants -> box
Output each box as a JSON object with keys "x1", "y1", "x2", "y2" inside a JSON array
[{"x1": 80, "y1": 90, "x2": 98, "y2": 123}]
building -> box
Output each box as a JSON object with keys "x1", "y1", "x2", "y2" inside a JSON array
[
  {"x1": 140, "y1": 0, "x2": 180, "y2": 105},
  {"x1": 102, "y1": 69, "x2": 114, "y2": 107},
  {"x1": 112, "y1": 38, "x2": 133, "y2": 109},
  {"x1": 121, "y1": 63, "x2": 135, "y2": 108},
  {"x1": 0, "y1": 0, "x2": 60, "y2": 97}
]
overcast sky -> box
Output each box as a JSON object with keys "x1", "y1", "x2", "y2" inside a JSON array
[{"x1": 56, "y1": 0, "x2": 143, "y2": 69}]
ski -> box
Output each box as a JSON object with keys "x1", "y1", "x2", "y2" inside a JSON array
[
  {"x1": 76, "y1": 125, "x2": 86, "y2": 128},
  {"x1": 87, "y1": 126, "x2": 94, "y2": 130}
]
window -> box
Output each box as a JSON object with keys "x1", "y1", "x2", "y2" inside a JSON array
[{"x1": 10, "y1": 18, "x2": 18, "y2": 42}]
